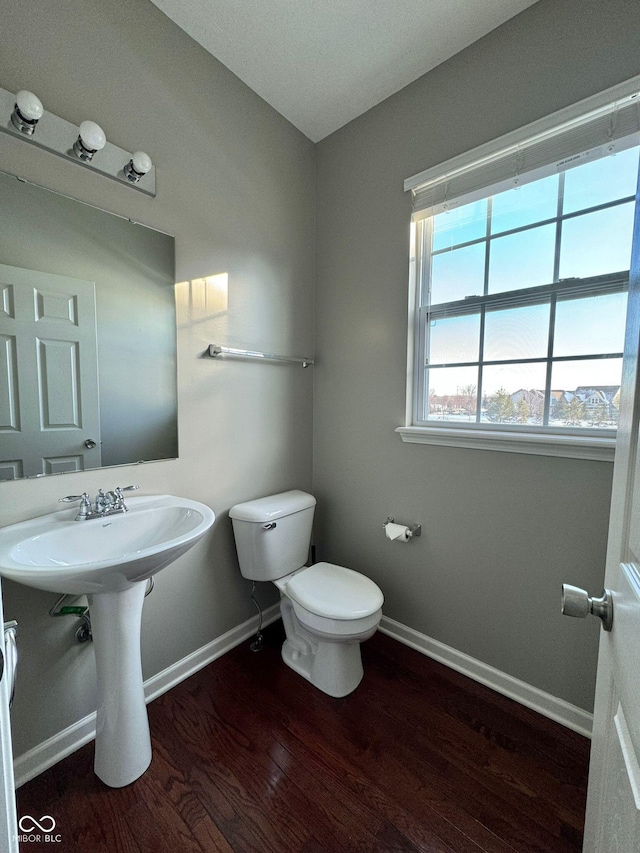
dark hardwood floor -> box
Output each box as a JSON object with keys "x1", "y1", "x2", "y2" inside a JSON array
[{"x1": 17, "y1": 623, "x2": 590, "y2": 852}]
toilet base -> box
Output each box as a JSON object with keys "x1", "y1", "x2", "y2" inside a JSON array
[
  {"x1": 281, "y1": 635, "x2": 364, "y2": 698},
  {"x1": 279, "y1": 596, "x2": 375, "y2": 697}
]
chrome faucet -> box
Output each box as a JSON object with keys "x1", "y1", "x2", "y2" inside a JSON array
[{"x1": 59, "y1": 486, "x2": 140, "y2": 521}]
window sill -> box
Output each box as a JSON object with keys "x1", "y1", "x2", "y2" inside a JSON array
[{"x1": 396, "y1": 425, "x2": 615, "y2": 462}]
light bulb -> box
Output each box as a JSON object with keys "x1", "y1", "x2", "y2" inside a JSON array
[
  {"x1": 11, "y1": 89, "x2": 44, "y2": 135},
  {"x1": 132, "y1": 151, "x2": 152, "y2": 174},
  {"x1": 79, "y1": 120, "x2": 106, "y2": 151},
  {"x1": 124, "y1": 150, "x2": 152, "y2": 183},
  {"x1": 16, "y1": 90, "x2": 44, "y2": 121},
  {"x1": 73, "y1": 120, "x2": 106, "y2": 161}
]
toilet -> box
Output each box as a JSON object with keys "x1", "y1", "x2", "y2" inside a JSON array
[{"x1": 229, "y1": 490, "x2": 383, "y2": 697}]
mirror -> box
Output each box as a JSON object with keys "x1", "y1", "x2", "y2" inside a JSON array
[{"x1": 0, "y1": 171, "x2": 178, "y2": 480}]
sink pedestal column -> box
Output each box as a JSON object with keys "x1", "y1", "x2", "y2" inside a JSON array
[{"x1": 89, "y1": 582, "x2": 151, "y2": 787}]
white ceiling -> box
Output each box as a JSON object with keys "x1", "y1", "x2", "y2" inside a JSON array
[{"x1": 150, "y1": 0, "x2": 539, "y2": 142}]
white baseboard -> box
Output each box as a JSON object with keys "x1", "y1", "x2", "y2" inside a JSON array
[
  {"x1": 379, "y1": 615, "x2": 593, "y2": 739},
  {"x1": 15, "y1": 605, "x2": 591, "y2": 788},
  {"x1": 14, "y1": 603, "x2": 281, "y2": 788}
]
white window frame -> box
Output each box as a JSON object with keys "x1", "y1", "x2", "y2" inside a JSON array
[{"x1": 398, "y1": 76, "x2": 640, "y2": 462}]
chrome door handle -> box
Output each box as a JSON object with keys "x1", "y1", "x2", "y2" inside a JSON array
[
  {"x1": 561, "y1": 584, "x2": 613, "y2": 631},
  {"x1": 3, "y1": 621, "x2": 18, "y2": 708},
  {"x1": 84, "y1": 438, "x2": 97, "y2": 449}
]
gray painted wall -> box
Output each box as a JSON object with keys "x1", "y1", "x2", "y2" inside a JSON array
[
  {"x1": 314, "y1": 0, "x2": 640, "y2": 712},
  {"x1": 0, "y1": 0, "x2": 638, "y2": 768},
  {"x1": 0, "y1": 0, "x2": 314, "y2": 756}
]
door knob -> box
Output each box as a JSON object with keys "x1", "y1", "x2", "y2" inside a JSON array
[
  {"x1": 84, "y1": 438, "x2": 97, "y2": 449},
  {"x1": 561, "y1": 584, "x2": 613, "y2": 631}
]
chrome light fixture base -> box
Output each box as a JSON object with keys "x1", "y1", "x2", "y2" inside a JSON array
[
  {"x1": 124, "y1": 151, "x2": 152, "y2": 183},
  {"x1": 10, "y1": 108, "x2": 38, "y2": 135},
  {"x1": 72, "y1": 137, "x2": 98, "y2": 161}
]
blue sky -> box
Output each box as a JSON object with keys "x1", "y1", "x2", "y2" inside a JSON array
[{"x1": 426, "y1": 146, "x2": 639, "y2": 404}]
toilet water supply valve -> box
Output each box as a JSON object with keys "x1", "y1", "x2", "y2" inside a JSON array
[
  {"x1": 49, "y1": 578, "x2": 156, "y2": 644},
  {"x1": 249, "y1": 581, "x2": 264, "y2": 652},
  {"x1": 49, "y1": 594, "x2": 93, "y2": 643}
]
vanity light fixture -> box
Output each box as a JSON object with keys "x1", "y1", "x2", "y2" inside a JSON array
[
  {"x1": 73, "y1": 120, "x2": 107, "y2": 161},
  {"x1": 124, "y1": 150, "x2": 152, "y2": 183},
  {"x1": 0, "y1": 85, "x2": 156, "y2": 195},
  {"x1": 10, "y1": 89, "x2": 44, "y2": 135}
]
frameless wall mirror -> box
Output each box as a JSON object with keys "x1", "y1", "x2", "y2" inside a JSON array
[{"x1": 0, "y1": 171, "x2": 178, "y2": 481}]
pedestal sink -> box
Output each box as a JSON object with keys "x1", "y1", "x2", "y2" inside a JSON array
[{"x1": 0, "y1": 494, "x2": 215, "y2": 787}]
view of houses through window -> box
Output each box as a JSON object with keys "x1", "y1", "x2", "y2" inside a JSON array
[
  {"x1": 418, "y1": 145, "x2": 639, "y2": 433},
  {"x1": 429, "y1": 384, "x2": 620, "y2": 428}
]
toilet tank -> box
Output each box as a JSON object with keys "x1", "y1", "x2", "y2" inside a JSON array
[{"x1": 229, "y1": 490, "x2": 316, "y2": 581}]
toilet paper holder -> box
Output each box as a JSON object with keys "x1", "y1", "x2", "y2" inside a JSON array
[{"x1": 383, "y1": 517, "x2": 421, "y2": 538}]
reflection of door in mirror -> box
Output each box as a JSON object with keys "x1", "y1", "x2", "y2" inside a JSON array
[
  {"x1": 0, "y1": 263, "x2": 101, "y2": 479},
  {"x1": 0, "y1": 172, "x2": 178, "y2": 480}
]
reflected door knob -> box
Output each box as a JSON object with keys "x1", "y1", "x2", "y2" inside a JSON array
[
  {"x1": 84, "y1": 439, "x2": 97, "y2": 449},
  {"x1": 561, "y1": 584, "x2": 613, "y2": 631}
]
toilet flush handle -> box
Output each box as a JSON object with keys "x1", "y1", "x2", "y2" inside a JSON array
[{"x1": 262, "y1": 522, "x2": 277, "y2": 530}]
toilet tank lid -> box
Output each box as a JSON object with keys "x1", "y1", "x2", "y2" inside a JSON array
[{"x1": 229, "y1": 490, "x2": 316, "y2": 522}]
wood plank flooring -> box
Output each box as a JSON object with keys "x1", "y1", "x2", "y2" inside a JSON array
[{"x1": 17, "y1": 623, "x2": 590, "y2": 852}]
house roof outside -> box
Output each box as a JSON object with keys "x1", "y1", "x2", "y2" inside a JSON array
[
  {"x1": 575, "y1": 386, "x2": 620, "y2": 403},
  {"x1": 511, "y1": 386, "x2": 621, "y2": 408}
]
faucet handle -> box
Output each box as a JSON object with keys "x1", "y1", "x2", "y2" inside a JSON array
[
  {"x1": 59, "y1": 492, "x2": 91, "y2": 520},
  {"x1": 115, "y1": 485, "x2": 140, "y2": 500},
  {"x1": 113, "y1": 485, "x2": 139, "y2": 513}
]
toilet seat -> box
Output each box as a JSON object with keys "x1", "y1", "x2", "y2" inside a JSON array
[{"x1": 283, "y1": 562, "x2": 383, "y2": 620}]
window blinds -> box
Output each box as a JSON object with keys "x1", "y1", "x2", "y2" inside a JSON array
[{"x1": 406, "y1": 76, "x2": 640, "y2": 222}]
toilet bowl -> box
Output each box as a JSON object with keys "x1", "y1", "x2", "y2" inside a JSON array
[{"x1": 229, "y1": 491, "x2": 384, "y2": 697}]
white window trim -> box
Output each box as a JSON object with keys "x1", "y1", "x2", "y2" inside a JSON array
[
  {"x1": 398, "y1": 76, "x2": 640, "y2": 463},
  {"x1": 396, "y1": 76, "x2": 640, "y2": 462},
  {"x1": 395, "y1": 426, "x2": 615, "y2": 461},
  {"x1": 399, "y1": 226, "x2": 619, "y2": 461},
  {"x1": 398, "y1": 235, "x2": 616, "y2": 461}
]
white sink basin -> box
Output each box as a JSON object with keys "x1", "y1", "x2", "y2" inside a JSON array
[
  {"x1": 0, "y1": 493, "x2": 215, "y2": 788},
  {"x1": 0, "y1": 494, "x2": 215, "y2": 594}
]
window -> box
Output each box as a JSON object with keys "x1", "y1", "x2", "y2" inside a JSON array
[
  {"x1": 421, "y1": 151, "x2": 637, "y2": 429},
  {"x1": 399, "y1": 77, "x2": 640, "y2": 460}
]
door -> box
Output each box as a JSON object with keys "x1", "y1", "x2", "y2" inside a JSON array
[
  {"x1": 0, "y1": 263, "x2": 101, "y2": 479},
  {"x1": 581, "y1": 169, "x2": 640, "y2": 849},
  {"x1": 0, "y1": 581, "x2": 18, "y2": 853}
]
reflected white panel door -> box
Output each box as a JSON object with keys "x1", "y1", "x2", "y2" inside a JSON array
[
  {"x1": 0, "y1": 581, "x2": 18, "y2": 853},
  {"x1": 582, "y1": 173, "x2": 640, "y2": 849},
  {"x1": 0, "y1": 264, "x2": 101, "y2": 479}
]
